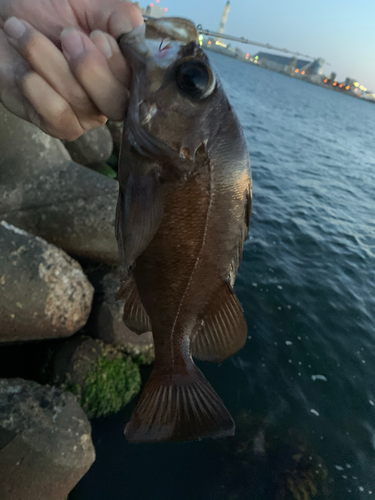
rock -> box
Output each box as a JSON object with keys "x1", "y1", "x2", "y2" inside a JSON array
[
  {"x1": 50, "y1": 337, "x2": 141, "y2": 418},
  {"x1": 88, "y1": 272, "x2": 155, "y2": 363},
  {"x1": 106, "y1": 120, "x2": 123, "y2": 153},
  {"x1": 0, "y1": 105, "x2": 119, "y2": 264},
  {"x1": 212, "y1": 412, "x2": 331, "y2": 500},
  {"x1": 0, "y1": 378, "x2": 95, "y2": 500},
  {"x1": 0, "y1": 221, "x2": 94, "y2": 343},
  {"x1": 62, "y1": 125, "x2": 113, "y2": 170}
]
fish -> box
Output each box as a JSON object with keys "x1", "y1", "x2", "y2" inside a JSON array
[{"x1": 116, "y1": 17, "x2": 252, "y2": 443}]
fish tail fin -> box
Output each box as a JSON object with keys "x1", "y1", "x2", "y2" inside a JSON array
[{"x1": 125, "y1": 364, "x2": 234, "y2": 443}]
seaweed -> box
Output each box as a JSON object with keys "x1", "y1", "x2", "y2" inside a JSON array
[{"x1": 79, "y1": 355, "x2": 141, "y2": 418}]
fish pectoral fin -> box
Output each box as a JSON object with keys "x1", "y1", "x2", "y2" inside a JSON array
[
  {"x1": 125, "y1": 364, "x2": 234, "y2": 443},
  {"x1": 191, "y1": 281, "x2": 247, "y2": 363},
  {"x1": 116, "y1": 278, "x2": 152, "y2": 335},
  {"x1": 115, "y1": 171, "x2": 164, "y2": 271}
]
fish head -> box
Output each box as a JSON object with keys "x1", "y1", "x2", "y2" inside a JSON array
[{"x1": 118, "y1": 18, "x2": 227, "y2": 170}]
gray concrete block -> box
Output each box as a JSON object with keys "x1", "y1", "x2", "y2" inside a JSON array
[
  {"x1": 0, "y1": 221, "x2": 94, "y2": 343},
  {"x1": 0, "y1": 105, "x2": 119, "y2": 264},
  {"x1": 0, "y1": 378, "x2": 95, "y2": 500}
]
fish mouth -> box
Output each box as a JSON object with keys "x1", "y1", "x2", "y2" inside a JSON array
[
  {"x1": 117, "y1": 19, "x2": 198, "y2": 74},
  {"x1": 117, "y1": 17, "x2": 198, "y2": 55}
]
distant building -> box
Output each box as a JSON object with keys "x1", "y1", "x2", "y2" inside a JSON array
[
  {"x1": 254, "y1": 52, "x2": 310, "y2": 73},
  {"x1": 235, "y1": 47, "x2": 247, "y2": 60},
  {"x1": 345, "y1": 77, "x2": 355, "y2": 87},
  {"x1": 300, "y1": 58, "x2": 325, "y2": 76},
  {"x1": 361, "y1": 91, "x2": 375, "y2": 102},
  {"x1": 203, "y1": 38, "x2": 238, "y2": 58},
  {"x1": 284, "y1": 57, "x2": 298, "y2": 75}
]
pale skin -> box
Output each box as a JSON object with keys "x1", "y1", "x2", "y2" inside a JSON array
[{"x1": 0, "y1": 0, "x2": 144, "y2": 140}]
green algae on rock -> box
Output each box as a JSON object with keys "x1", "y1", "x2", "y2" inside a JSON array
[
  {"x1": 79, "y1": 354, "x2": 141, "y2": 418},
  {"x1": 50, "y1": 336, "x2": 141, "y2": 419}
]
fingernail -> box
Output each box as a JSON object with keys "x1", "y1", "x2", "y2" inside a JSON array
[
  {"x1": 61, "y1": 28, "x2": 84, "y2": 60},
  {"x1": 90, "y1": 30, "x2": 113, "y2": 59},
  {"x1": 3, "y1": 17, "x2": 26, "y2": 39}
]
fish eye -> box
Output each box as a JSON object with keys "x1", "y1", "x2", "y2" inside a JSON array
[{"x1": 176, "y1": 60, "x2": 216, "y2": 99}]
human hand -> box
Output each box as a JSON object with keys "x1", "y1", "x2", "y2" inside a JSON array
[{"x1": 0, "y1": 0, "x2": 143, "y2": 140}]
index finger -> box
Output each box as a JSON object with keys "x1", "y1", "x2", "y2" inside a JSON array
[{"x1": 3, "y1": 17, "x2": 103, "y2": 122}]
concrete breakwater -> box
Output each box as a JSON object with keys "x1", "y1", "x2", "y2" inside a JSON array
[{"x1": 0, "y1": 105, "x2": 154, "y2": 499}]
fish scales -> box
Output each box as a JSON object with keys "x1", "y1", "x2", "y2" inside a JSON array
[{"x1": 116, "y1": 17, "x2": 252, "y2": 443}]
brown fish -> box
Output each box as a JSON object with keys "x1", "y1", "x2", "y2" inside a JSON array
[{"x1": 116, "y1": 17, "x2": 252, "y2": 443}]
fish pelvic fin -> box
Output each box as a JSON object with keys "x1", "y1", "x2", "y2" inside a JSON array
[
  {"x1": 116, "y1": 278, "x2": 152, "y2": 335},
  {"x1": 125, "y1": 365, "x2": 234, "y2": 443},
  {"x1": 191, "y1": 281, "x2": 247, "y2": 363}
]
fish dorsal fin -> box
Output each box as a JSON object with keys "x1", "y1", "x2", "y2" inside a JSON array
[
  {"x1": 191, "y1": 282, "x2": 247, "y2": 363},
  {"x1": 115, "y1": 171, "x2": 164, "y2": 272},
  {"x1": 125, "y1": 364, "x2": 234, "y2": 443},
  {"x1": 116, "y1": 278, "x2": 152, "y2": 335}
]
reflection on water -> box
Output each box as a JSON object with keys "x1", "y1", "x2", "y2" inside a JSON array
[{"x1": 71, "y1": 52, "x2": 375, "y2": 500}]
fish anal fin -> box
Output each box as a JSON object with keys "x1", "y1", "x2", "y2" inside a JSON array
[
  {"x1": 116, "y1": 171, "x2": 164, "y2": 271},
  {"x1": 125, "y1": 365, "x2": 234, "y2": 443},
  {"x1": 191, "y1": 282, "x2": 247, "y2": 363},
  {"x1": 116, "y1": 278, "x2": 152, "y2": 335}
]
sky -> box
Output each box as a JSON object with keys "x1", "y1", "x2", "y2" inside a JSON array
[{"x1": 155, "y1": 0, "x2": 375, "y2": 91}]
